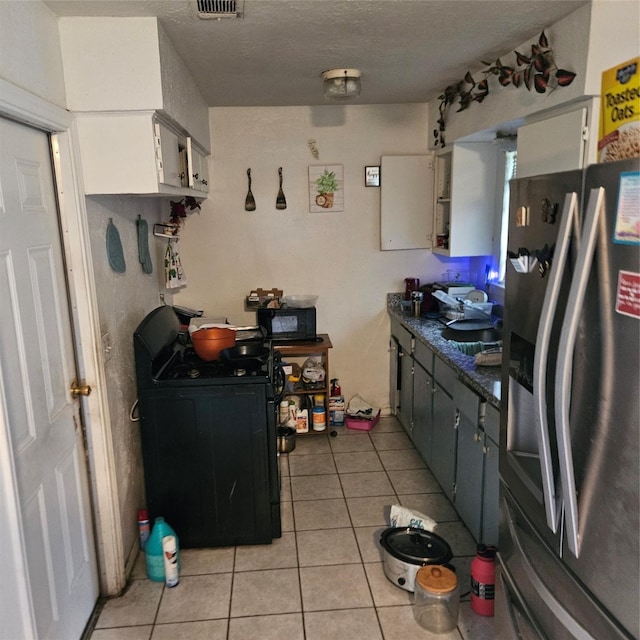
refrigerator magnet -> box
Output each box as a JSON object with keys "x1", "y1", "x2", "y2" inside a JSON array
[
  {"x1": 615, "y1": 270, "x2": 640, "y2": 319},
  {"x1": 613, "y1": 171, "x2": 639, "y2": 245}
]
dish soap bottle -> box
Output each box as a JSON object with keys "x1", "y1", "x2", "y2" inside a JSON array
[{"x1": 145, "y1": 517, "x2": 180, "y2": 582}]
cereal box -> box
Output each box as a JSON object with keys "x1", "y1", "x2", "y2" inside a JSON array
[{"x1": 598, "y1": 58, "x2": 640, "y2": 162}]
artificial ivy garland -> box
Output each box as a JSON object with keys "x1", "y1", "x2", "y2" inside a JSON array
[{"x1": 434, "y1": 31, "x2": 577, "y2": 148}]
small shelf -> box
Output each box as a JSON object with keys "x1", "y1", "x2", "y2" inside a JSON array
[{"x1": 274, "y1": 335, "x2": 332, "y2": 434}]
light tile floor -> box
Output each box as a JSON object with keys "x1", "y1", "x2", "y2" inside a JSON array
[{"x1": 88, "y1": 417, "x2": 496, "y2": 640}]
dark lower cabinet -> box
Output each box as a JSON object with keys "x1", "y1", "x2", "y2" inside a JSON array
[
  {"x1": 431, "y1": 379, "x2": 457, "y2": 501},
  {"x1": 389, "y1": 321, "x2": 500, "y2": 545},
  {"x1": 138, "y1": 383, "x2": 278, "y2": 548},
  {"x1": 412, "y1": 361, "x2": 433, "y2": 465}
]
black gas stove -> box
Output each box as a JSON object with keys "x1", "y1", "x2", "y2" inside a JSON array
[
  {"x1": 133, "y1": 305, "x2": 281, "y2": 548},
  {"x1": 134, "y1": 306, "x2": 280, "y2": 389},
  {"x1": 160, "y1": 346, "x2": 271, "y2": 381}
]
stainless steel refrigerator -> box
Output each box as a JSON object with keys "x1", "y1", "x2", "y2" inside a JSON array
[{"x1": 496, "y1": 157, "x2": 640, "y2": 639}]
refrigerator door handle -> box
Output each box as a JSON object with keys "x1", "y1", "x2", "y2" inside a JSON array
[
  {"x1": 555, "y1": 187, "x2": 606, "y2": 557},
  {"x1": 533, "y1": 191, "x2": 579, "y2": 533}
]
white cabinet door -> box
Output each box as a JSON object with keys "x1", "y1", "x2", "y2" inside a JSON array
[
  {"x1": 433, "y1": 142, "x2": 499, "y2": 257},
  {"x1": 381, "y1": 155, "x2": 434, "y2": 250},
  {"x1": 516, "y1": 108, "x2": 587, "y2": 178},
  {"x1": 156, "y1": 122, "x2": 183, "y2": 188},
  {"x1": 195, "y1": 148, "x2": 209, "y2": 193},
  {"x1": 187, "y1": 137, "x2": 210, "y2": 193}
]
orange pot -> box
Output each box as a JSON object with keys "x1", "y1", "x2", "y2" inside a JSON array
[{"x1": 191, "y1": 328, "x2": 236, "y2": 361}]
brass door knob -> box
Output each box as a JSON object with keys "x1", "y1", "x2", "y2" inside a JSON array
[{"x1": 70, "y1": 381, "x2": 92, "y2": 399}]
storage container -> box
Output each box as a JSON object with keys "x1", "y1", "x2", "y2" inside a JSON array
[
  {"x1": 413, "y1": 564, "x2": 459, "y2": 633},
  {"x1": 345, "y1": 409, "x2": 380, "y2": 431}
]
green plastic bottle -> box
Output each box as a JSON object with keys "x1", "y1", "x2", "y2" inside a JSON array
[{"x1": 145, "y1": 517, "x2": 180, "y2": 582}]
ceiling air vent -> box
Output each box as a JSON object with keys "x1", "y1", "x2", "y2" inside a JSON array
[{"x1": 196, "y1": 0, "x2": 244, "y2": 19}]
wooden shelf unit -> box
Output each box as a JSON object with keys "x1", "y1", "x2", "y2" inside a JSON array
[{"x1": 274, "y1": 334, "x2": 332, "y2": 433}]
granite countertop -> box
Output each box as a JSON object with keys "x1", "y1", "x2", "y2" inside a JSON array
[{"x1": 387, "y1": 294, "x2": 501, "y2": 408}]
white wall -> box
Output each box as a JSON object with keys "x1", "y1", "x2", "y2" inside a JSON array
[
  {"x1": 0, "y1": 0, "x2": 66, "y2": 107},
  {"x1": 85, "y1": 196, "x2": 169, "y2": 560},
  {"x1": 584, "y1": 0, "x2": 640, "y2": 94},
  {"x1": 173, "y1": 105, "x2": 475, "y2": 412}
]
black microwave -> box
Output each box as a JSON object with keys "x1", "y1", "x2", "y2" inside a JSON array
[{"x1": 257, "y1": 307, "x2": 316, "y2": 342}]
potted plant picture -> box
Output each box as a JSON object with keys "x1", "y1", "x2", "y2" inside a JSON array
[
  {"x1": 315, "y1": 169, "x2": 338, "y2": 207},
  {"x1": 309, "y1": 165, "x2": 344, "y2": 212}
]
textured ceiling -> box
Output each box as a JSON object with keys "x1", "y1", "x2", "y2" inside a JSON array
[{"x1": 44, "y1": 0, "x2": 589, "y2": 107}]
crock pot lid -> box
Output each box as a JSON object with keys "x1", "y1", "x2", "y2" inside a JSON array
[{"x1": 380, "y1": 527, "x2": 452, "y2": 565}]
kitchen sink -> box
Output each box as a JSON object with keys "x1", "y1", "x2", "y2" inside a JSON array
[{"x1": 441, "y1": 327, "x2": 502, "y2": 343}]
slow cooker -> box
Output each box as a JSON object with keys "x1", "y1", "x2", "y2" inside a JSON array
[{"x1": 380, "y1": 527, "x2": 453, "y2": 592}]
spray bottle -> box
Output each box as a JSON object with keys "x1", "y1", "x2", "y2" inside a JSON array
[{"x1": 329, "y1": 378, "x2": 344, "y2": 426}]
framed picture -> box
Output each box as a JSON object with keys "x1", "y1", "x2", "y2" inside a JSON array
[
  {"x1": 309, "y1": 165, "x2": 344, "y2": 212},
  {"x1": 365, "y1": 165, "x2": 380, "y2": 187}
]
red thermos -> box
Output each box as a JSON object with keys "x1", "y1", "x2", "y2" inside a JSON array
[{"x1": 470, "y1": 544, "x2": 496, "y2": 616}]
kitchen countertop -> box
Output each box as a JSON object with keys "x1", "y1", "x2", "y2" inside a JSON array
[{"x1": 387, "y1": 294, "x2": 501, "y2": 408}]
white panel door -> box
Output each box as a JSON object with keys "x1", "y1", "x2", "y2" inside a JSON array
[{"x1": 0, "y1": 117, "x2": 98, "y2": 639}]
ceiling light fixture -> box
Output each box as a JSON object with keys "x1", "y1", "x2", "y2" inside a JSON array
[{"x1": 321, "y1": 68, "x2": 361, "y2": 101}]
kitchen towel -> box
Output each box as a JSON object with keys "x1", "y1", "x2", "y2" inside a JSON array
[
  {"x1": 137, "y1": 215, "x2": 153, "y2": 274},
  {"x1": 164, "y1": 239, "x2": 186, "y2": 289},
  {"x1": 106, "y1": 218, "x2": 126, "y2": 273}
]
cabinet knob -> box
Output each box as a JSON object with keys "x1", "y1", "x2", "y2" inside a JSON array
[
  {"x1": 193, "y1": 173, "x2": 199, "y2": 180},
  {"x1": 202, "y1": 179, "x2": 208, "y2": 186}
]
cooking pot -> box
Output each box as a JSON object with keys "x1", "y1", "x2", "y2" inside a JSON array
[
  {"x1": 277, "y1": 426, "x2": 296, "y2": 453},
  {"x1": 220, "y1": 344, "x2": 270, "y2": 371},
  {"x1": 191, "y1": 327, "x2": 236, "y2": 361},
  {"x1": 380, "y1": 527, "x2": 453, "y2": 592}
]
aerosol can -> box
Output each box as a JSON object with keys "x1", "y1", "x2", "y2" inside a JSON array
[{"x1": 329, "y1": 378, "x2": 344, "y2": 426}]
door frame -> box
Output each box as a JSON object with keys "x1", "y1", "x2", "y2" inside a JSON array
[{"x1": 0, "y1": 78, "x2": 125, "y2": 596}]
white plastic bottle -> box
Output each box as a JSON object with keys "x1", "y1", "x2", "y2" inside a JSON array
[{"x1": 162, "y1": 535, "x2": 179, "y2": 587}]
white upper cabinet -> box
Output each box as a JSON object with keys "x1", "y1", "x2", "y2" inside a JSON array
[
  {"x1": 516, "y1": 108, "x2": 588, "y2": 178},
  {"x1": 433, "y1": 142, "x2": 500, "y2": 257},
  {"x1": 380, "y1": 155, "x2": 435, "y2": 250},
  {"x1": 59, "y1": 17, "x2": 210, "y2": 197}
]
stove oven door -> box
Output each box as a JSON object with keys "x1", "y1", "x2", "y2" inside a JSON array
[{"x1": 139, "y1": 382, "x2": 279, "y2": 547}]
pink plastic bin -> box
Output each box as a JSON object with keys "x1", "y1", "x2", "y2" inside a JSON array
[{"x1": 345, "y1": 410, "x2": 381, "y2": 432}]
